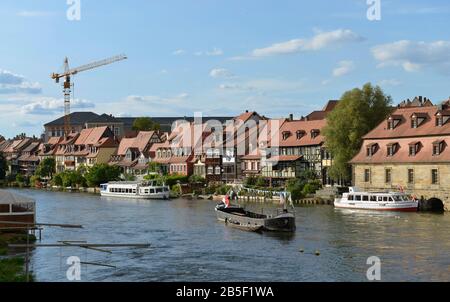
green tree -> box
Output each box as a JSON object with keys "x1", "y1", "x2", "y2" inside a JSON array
[
  {"x1": 323, "y1": 83, "x2": 393, "y2": 181},
  {"x1": 35, "y1": 158, "x2": 55, "y2": 179},
  {"x1": 148, "y1": 162, "x2": 163, "y2": 174},
  {"x1": 132, "y1": 117, "x2": 161, "y2": 131},
  {"x1": 84, "y1": 164, "x2": 121, "y2": 187}
]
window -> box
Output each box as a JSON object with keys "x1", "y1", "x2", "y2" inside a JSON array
[
  {"x1": 370, "y1": 195, "x2": 377, "y2": 202},
  {"x1": 355, "y1": 195, "x2": 361, "y2": 201},
  {"x1": 387, "y1": 120, "x2": 394, "y2": 130},
  {"x1": 409, "y1": 143, "x2": 420, "y2": 156},
  {"x1": 411, "y1": 118, "x2": 418, "y2": 128},
  {"x1": 364, "y1": 169, "x2": 370, "y2": 183},
  {"x1": 215, "y1": 166, "x2": 221, "y2": 175},
  {"x1": 408, "y1": 169, "x2": 414, "y2": 184},
  {"x1": 348, "y1": 195, "x2": 354, "y2": 201},
  {"x1": 436, "y1": 115, "x2": 443, "y2": 126},
  {"x1": 385, "y1": 169, "x2": 392, "y2": 184},
  {"x1": 311, "y1": 129, "x2": 320, "y2": 139},
  {"x1": 296, "y1": 130, "x2": 305, "y2": 140},
  {"x1": 282, "y1": 131, "x2": 290, "y2": 140},
  {"x1": 362, "y1": 195, "x2": 369, "y2": 201},
  {"x1": 432, "y1": 141, "x2": 444, "y2": 156},
  {"x1": 431, "y1": 169, "x2": 439, "y2": 184},
  {"x1": 207, "y1": 166, "x2": 214, "y2": 175},
  {"x1": 387, "y1": 144, "x2": 397, "y2": 156}
]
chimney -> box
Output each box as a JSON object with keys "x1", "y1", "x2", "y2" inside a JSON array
[
  {"x1": 245, "y1": 110, "x2": 249, "y2": 113},
  {"x1": 289, "y1": 114, "x2": 293, "y2": 121}
]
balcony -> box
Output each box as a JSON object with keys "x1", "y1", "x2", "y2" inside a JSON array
[{"x1": 261, "y1": 170, "x2": 297, "y2": 179}]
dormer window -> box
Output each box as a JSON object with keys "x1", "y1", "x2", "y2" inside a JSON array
[
  {"x1": 408, "y1": 141, "x2": 421, "y2": 156},
  {"x1": 296, "y1": 130, "x2": 305, "y2": 140},
  {"x1": 387, "y1": 115, "x2": 402, "y2": 130},
  {"x1": 410, "y1": 113, "x2": 427, "y2": 128},
  {"x1": 387, "y1": 143, "x2": 398, "y2": 157},
  {"x1": 311, "y1": 129, "x2": 320, "y2": 139},
  {"x1": 282, "y1": 131, "x2": 290, "y2": 140},
  {"x1": 366, "y1": 143, "x2": 378, "y2": 157},
  {"x1": 432, "y1": 140, "x2": 445, "y2": 156},
  {"x1": 435, "y1": 111, "x2": 450, "y2": 126}
]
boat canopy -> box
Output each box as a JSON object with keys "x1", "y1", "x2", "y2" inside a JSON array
[{"x1": 0, "y1": 190, "x2": 35, "y2": 206}]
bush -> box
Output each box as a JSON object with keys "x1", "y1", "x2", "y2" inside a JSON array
[
  {"x1": 165, "y1": 174, "x2": 189, "y2": 187},
  {"x1": 244, "y1": 175, "x2": 257, "y2": 187},
  {"x1": 302, "y1": 180, "x2": 321, "y2": 195},
  {"x1": 255, "y1": 177, "x2": 267, "y2": 188},
  {"x1": 123, "y1": 173, "x2": 136, "y2": 181},
  {"x1": 215, "y1": 184, "x2": 232, "y2": 195},
  {"x1": 171, "y1": 184, "x2": 182, "y2": 195},
  {"x1": 52, "y1": 173, "x2": 63, "y2": 186},
  {"x1": 30, "y1": 175, "x2": 41, "y2": 187},
  {"x1": 84, "y1": 164, "x2": 121, "y2": 187},
  {"x1": 189, "y1": 174, "x2": 206, "y2": 184}
]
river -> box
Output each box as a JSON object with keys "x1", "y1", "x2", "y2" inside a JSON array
[{"x1": 6, "y1": 189, "x2": 450, "y2": 282}]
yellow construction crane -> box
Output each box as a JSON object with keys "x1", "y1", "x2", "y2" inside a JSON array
[{"x1": 51, "y1": 54, "x2": 127, "y2": 137}]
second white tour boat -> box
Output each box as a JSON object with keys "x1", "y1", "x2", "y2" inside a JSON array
[
  {"x1": 334, "y1": 187, "x2": 418, "y2": 212},
  {"x1": 100, "y1": 181, "x2": 170, "y2": 199}
]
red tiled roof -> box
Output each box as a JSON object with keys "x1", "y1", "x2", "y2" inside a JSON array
[
  {"x1": 351, "y1": 137, "x2": 450, "y2": 164},
  {"x1": 363, "y1": 106, "x2": 450, "y2": 139},
  {"x1": 266, "y1": 155, "x2": 302, "y2": 162},
  {"x1": 277, "y1": 119, "x2": 327, "y2": 147},
  {"x1": 75, "y1": 126, "x2": 109, "y2": 145}
]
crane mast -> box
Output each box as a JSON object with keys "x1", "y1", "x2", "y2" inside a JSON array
[{"x1": 51, "y1": 54, "x2": 127, "y2": 137}]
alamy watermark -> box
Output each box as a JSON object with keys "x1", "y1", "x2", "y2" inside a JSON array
[
  {"x1": 67, "y1": 0, "x2": 81, "y2": 21},
  {"x1": 66, "y1": 256, "x2": 81, "y2": 281},
  {"x1": 366, "y1": 256, "x2": 381, "y2": 281},
  {"x1": 367, "y1": 0, "x2": 381, "y2": 21}
]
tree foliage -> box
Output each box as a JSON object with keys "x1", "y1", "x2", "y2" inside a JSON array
[
  {"x1": 35, "y1": 158, "x2": 55, "y2": 179},
  {"x1": 132, "y1": 117, "x2": 161, "y2": 131},
  {"x1": 84, "y1": 164, "x2": 121, "y2": 187},
  {"x1": 323, "y1": 83, "x2": 393, "y2": 181}
]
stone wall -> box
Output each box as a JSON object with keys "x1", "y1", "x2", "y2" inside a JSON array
[{"x1": 353, "y1": 163, "x2": 450, "y2": 211}]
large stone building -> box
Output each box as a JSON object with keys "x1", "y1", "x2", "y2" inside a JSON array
[
  {"x1": 44, "y1": 112, "x2": 232, "y2": 142},
  {"x1": 350, "y1": 99, "x2": 450, "y2": 211}
]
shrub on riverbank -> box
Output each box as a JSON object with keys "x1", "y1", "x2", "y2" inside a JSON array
[
  {"x1": 0, "y1": 257, "x2": 33, "y2": 282},
  {"x1": 84, "y1": 164, "x2": 121, "y2": 187}
]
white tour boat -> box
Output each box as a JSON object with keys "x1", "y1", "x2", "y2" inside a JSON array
[
  {"x1": 334, "y1": 187, "x2": 418, "y2": 212},
  {"x1": 100, "y1": 181, "x2": 170, "y2": 199}
]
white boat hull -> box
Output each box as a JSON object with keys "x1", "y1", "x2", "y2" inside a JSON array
[
  {"x1": 334, "y1": 199, "x2": 418, "y2": 212},
  {"x1": 100, "y1": 192, "x2": 169, "y2": 199}
]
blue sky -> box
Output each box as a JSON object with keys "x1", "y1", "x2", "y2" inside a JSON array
[{"x1": 1, "y1": 0, "x2": 450, "y2": 138}]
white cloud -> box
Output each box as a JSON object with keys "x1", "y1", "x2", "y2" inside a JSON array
[
  {"x1": 0, "y1": 69, "x2": 42, "y2": 94},
  {"x1": 332, "y1": 60, "x2": 355, "y2": 77},
  {"x1": 126, "y1": 92, "x2": 189, "y2": 105},
  {"x1": 172, "y1": 49, "x2": 185, "y2": 56},
  {"x1": 372, "y1": 40, "x2": 450, "y2": 73},
  {"x1": 20, "y1": 97, "x2": 95, "y2": 115},
  {"x1": 249, "y1": 29, "x2": 363, "y2": 58},
  {"x1": 209, "y1": 68, "x2": 233, "y2": 79},
  {"x1": 195, "y1": 48, "x2": 224, "y2": 57}
]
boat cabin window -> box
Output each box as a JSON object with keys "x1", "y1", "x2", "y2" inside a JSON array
[
  {"x1": 392, "y1": 195, "x2": 402, "y2": 202},
  {"x1": 145, "y1": 189, "x2": 149, "y2": 194},
  {"x1": 156, "y1": 188, "x2": 162, "y2": 193},
  {"x1": 355, "y1": 195, "x2": 361, "y2": 201},
  {"x1": 362, "y1": 195, "x2": 369, "y2": 201},
  {"x1": 132, "y1": 189, "x2": 136, "y2": 194},
  {"x1": 348, "y1": 195, "x2": 354, "y2": 200},
  {"x1": 150, "y1": 189, "x2": 155, "y2": 194},
  {"x1": 370, "y1": 196, "x2": 377, "y2": 201},
  {"x1": 377, "y1": 196, "x2": 383, "y2": 202},
  {"x1": 383, "y1": 197, "x2": 389, "y2": 202}
]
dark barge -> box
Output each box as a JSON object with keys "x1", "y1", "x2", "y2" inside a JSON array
[{"x1": 215, "y1": 204, "x2": 296, "y2": 232}]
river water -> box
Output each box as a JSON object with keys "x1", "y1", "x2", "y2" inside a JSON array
[{"x1": 6, "y1": 189, "x2": 450, "y2": 282}]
